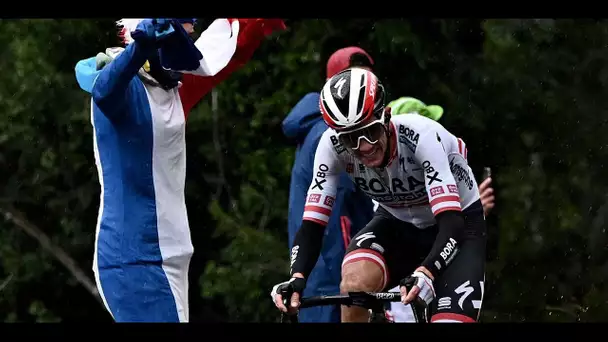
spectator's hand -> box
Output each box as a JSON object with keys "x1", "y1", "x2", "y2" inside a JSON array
[
  {"x1": 479, "y1": 177, "x2": 495, "y2": 215},
  {"x1": 131, "y1": 19, "x2": 175, "y2": 46}
]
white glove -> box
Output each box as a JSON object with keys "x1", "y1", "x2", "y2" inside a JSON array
[{"x1": 400, "y1": 270, "x2": 436, "y2": 306}]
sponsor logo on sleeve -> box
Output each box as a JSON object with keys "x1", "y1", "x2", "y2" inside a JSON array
[
  {"x1": 430, "y1": 186, "x2": 445, "y2": 197},
  {"x1": 323, "y1": 195, "x2": 335, "y2": 207},
  {"x1": 449, "y1": 157, "x2": 474, "y2": 190},
  {"x1": 308, "y1": 194, "x2": 321, "y2": 203},
  {"x1": 447, "y1": 184, "x2": 458, "y2": 194},
  {"x1": 312, "y1": 164, "x2": 329, "y2": 190},
  {"x1": 423, "y1": 160, "x2": 443, "y2": 185},
  {"x1": 440, "y1": 237, "x2": 459, "y2": 265}
]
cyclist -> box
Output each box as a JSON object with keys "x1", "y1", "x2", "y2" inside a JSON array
[
  {"x1": 282, "y1": 46, "x2": 376, "y2": 323},
  {"x1": 271, "y1": 68, "x2": 486, "y2": 323}
]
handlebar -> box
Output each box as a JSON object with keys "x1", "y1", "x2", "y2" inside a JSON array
[
  {"x1": 280, "y1": 290, "x2": 429, "y2": 323},
  {"x1": 299, "y1": 291, "x2": 402, "y2": 308}
]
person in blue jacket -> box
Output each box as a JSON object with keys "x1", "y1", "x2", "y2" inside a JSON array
[{"x1": 282, "y1": 47, "x2": 376, "y2": 323}]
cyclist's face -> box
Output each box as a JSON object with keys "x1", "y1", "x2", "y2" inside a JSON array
[{"x1": 351, "y1": 123, "x2": 388, "y2": 168}]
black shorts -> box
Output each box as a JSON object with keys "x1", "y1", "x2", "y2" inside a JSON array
[{"x1": 344, "y1": 200, "x2": 487, "y2": 322}]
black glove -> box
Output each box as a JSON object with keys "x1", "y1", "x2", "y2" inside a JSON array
[{"x1": 270, "y1": 277, "x2": 306, "y2": 312}]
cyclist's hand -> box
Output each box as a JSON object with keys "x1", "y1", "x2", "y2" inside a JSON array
[
  {"x1": 479, "y1": 177, "x2": 495, "y2": 215},
  {"x1": 399, "y1": 269, "x2": 435, "y2": 306},
  {"x1": 270, "y1": 277, "x2": 306, "y2": 314}
]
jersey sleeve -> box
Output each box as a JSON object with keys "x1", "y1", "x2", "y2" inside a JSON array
[
  {"x1": 302, "y1": 131, "x2": 344, "y2": 226},
  {"x1": 414, "y1": 129, "x2": 462, "y2": 216}
]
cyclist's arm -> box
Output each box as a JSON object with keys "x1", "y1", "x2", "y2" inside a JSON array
[
  {"x1": 290, "y1": 131, "x2": 344, "y2": 279},
  {"x1": 414, "y1": 130, "x2": 466, "y2": 280}
]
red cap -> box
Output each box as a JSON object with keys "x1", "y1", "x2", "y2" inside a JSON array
[{"x1": 326, "y1": 46, "x2": 374, "y2": 79}]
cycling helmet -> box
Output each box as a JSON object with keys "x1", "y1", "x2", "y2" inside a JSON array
[{"x1": 319, "y1": 68, "x2": 386, "y2": 131}]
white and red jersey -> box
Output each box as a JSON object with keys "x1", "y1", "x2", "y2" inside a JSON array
[{"x1": 303, "y1": 114, "x2": 479, "y2": 229}]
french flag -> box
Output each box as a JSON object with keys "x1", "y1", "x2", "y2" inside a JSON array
[{"x1": 160, "y1": 18, "x2": 286, "y2": 116}]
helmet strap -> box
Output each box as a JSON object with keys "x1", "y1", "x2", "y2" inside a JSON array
[
  {"x1": 378, "y1": 126, "x2": 392, "y2": 169},
  {"x1": 377, "y1": 111, "x2": 392, "y2": 169}
]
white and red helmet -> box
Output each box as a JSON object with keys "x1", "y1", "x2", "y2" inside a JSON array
[{"x1": 319, "y1": 68, "x2": 386, "y2": 131}]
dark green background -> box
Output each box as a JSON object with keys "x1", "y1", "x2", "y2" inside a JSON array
[{"x1": 0, "y1": 18, "x2": 606, "y2": 322}]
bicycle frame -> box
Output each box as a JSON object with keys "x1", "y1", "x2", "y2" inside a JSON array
[{"x1": 280, "y1": 291, "x2": 429, "y2": 323}]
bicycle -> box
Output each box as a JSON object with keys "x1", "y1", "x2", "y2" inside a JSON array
[{"x1": 279, "y1": 285, "x2": 430, "y2": 323}]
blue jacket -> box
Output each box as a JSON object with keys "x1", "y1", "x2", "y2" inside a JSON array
[{"x1": 282, "y1": 92, "x2": 374, "y2": 296}]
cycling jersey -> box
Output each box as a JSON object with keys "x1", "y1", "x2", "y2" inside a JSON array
[{"x1": 303, "y1": 114, "x2": 480, "y2": 228}]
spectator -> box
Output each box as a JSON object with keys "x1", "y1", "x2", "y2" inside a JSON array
[{"x1": 281, "y1": 47, "x2": 376, "y2": 323}]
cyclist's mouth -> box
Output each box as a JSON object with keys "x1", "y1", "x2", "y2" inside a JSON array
[
  {"x1": 361, "y1": 146, "x2": 379, "y2": 157},
  {"x1": 357, "y1": 145, "x2": 382, "y2": 162}
]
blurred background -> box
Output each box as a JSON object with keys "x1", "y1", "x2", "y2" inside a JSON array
[{"x1": 0, "y1": 18, "x2": 607, "y2": 322}]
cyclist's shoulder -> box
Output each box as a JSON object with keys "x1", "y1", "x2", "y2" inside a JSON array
[
  {"x1": 391, "y1": 113, "x2": 444, "y2": 134},
  {"x1": 391, "y1": 113, "x2": 458, "y2": 144},
  {"x1": 391, "y1": 114, "x2": 439, "y2": 150},
  {"x1": 318, "y1": 127, "x2": 348, "y2": 157}
]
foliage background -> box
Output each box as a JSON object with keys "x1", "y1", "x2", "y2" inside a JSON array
[{"x1": 0, "y1": 18, "x2": 607, "y2": 322}]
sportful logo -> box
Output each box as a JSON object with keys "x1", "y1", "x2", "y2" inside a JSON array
[{"x1": 437, "y1": 297, "x2": 451, "y2": 310}]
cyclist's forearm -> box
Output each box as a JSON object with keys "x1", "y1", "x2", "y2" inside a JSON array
[
  {"x1": 289, "y1": 220, "x2": 325, "y2": 279},
  {"x1": 420, "y1": 210, "x2": 465, "y2": 279}
]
